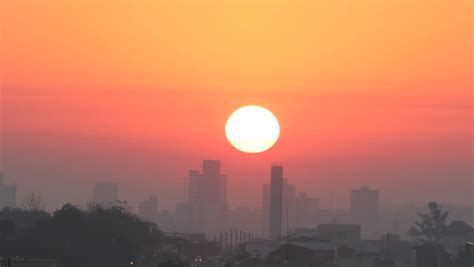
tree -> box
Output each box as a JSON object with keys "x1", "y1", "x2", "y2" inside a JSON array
[
  {"x1": 408, "y1": 202, "x2": 448, "y2": 242},
  {"x1": 0, "y1": 219, "x2": 15, "y2": 240},
  {"x1": 0, "y1": 207, "x2": 51, "y2": 233},
  {"x1": 21, "y1": 203, "x2": 163, "y2": 267},
  {"x1": 21, "y1": 192, "x2": 46, "y2": 211},
  {"x1": 445, "y1": 220, "x2": 473, "y2": 238}
]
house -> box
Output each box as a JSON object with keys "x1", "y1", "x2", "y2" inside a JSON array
[
  {"x1": 264, "y1": 243, "x2": 335, "y2": 267},
  {"x1": 292, "y1": 224, "x2": 361, "y2": 243}
]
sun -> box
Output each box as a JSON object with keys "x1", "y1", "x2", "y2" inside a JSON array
[{"x1": 225, "y1": 105, "x2": 280, "y2": 153}]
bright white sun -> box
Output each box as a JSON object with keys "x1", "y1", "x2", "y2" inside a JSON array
[{"x1": 225, "y1": 105, "x2": 280, "y2": 153}]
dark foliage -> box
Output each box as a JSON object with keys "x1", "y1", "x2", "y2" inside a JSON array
[
  {"x1": 0, "y1": 203, "x2": 163, "y2": 267},
  {"x1": 0, "y1": 207, "x2": 51, "y2": 233},
  {"x1": 408, "y1": 202, "x2": 449, "y2": 242},
  {"x1": 408, "y1": 202, "x2": 473, "y2": 244},
  {"x1": 445, "y1": 220, "x2": 473, "y2": 238}
]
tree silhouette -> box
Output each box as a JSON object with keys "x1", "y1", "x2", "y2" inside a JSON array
[
  {"x1": 0, "y1": 203, "x2": 163, "y2": 267},
  {"x1": 408, "y1": 202, "x2": 448, "y2": 243},
  {"x1": 0, "y1": 207, "x2": 51, "y2": 233},
  {"x1": 445, "y1": 220, "x2": 473, "y2": 238},
  {"x1": 0, "y1": 220, "x2": 15, "y2": 240},
  {"x1": 21, "y1": 192, "x2": 47, "y2": 211}
]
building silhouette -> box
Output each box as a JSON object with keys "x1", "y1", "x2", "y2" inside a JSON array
[
  {"x1": 351, "y1": 186, "x2": 379, "y2": 237},
  {"x1": 292, "y1": 223, "x2": 361, "y2": 243},
  {"x1": 157, "y1": 209, "x2": 174, "y2": 232},
  {"x1": 175, "y1": 201, "x2": 199, "y2": 232},
  {"x1": 295, "y1": 192, "x2": 320, "y2": 228},
  {"x1": 187, "y1": 170, "x2": 201, "y2": 203},
  {"x1": 263, "y1": 178, "x2": 297, "y2": 236},
  {"x1": 0, "y1": 173, "x2": 16, "y2": 209},
  {"x1": 262, "y1": 184, "x2": 270, "y2": 236},
  {"x1": 184, "y1": 160, "x2": 228, "y2": 235},
  {"x1": 269, "y1": 165, "x2": 284, "y2": 240},
  {"x1": 138, "y1": 194, "x2": 159, "y2": 222},
  {"x1": 92, "y1": 182, "x2": 118, "y2": 206},
  {"x1": 263, "y1": 177, "x2": 320, "y2": 236}
]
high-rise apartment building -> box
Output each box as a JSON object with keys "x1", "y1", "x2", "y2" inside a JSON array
[
  {"x1": 92, "y1": 182, "x2": 118, "y2": 206},
  {"x1": 351, "y1": 186, "x2": 379, "y2": 236},
  {"x1": 186, "y1": 160, "x2": 228, "y2": 235},
  {"x1": 138, "y1": 194, "x2": 159, "y2": 222},
  {"x1": 269, "y1": 165, "x2": 283, "y2": 240},
  {"x1": 0, "y1": 173, "x2": 16, "y2": 209}
]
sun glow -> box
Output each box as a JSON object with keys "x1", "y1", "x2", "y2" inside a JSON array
[{"x1": 225, "y1": 106, "x2": 280, "y2": 153}]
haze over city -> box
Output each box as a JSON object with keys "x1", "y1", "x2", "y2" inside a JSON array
[
  {"x1": 0, "y1": 1, "x2": 473, "y2": 266},
  {"x1": 2, "y1": 1, "x2": 472, "y2": 211}
]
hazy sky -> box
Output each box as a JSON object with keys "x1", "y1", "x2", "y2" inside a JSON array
[{"x1": 1, "y1": 1, "x2": 472, "y2": 210}]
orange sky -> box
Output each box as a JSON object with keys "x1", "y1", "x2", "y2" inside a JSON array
[{"x1": 1, "y1": 1, "x2": 473, "y2": 210}]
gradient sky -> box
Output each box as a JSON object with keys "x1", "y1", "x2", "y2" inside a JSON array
[{"x1": 1, "y1": 1, "x2": 473, "y2": 210}]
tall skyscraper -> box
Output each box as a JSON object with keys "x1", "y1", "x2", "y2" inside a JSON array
[
  {"x1": 269, "y1": 165, "x2": 283, "y2": 240},
  {"x1": 138, "y1": 194, "x2": 159, "y2": 222},
  {"x1": 186, "y1": 160, "x2": 228, "y2": 235},
  {"x1": 187, "y1": 170, "x2": 201, "y2": 203},
  {"x1": 262, "y1": 178, "x2": 297, "y2": 237},
  {"x1": 92, "y1": 183, "x2": 118, "y2": 206},
  {"x1": 351, "y1": 186, "x2": 379, "y2": 236},
  {"x1": 0, "y1": 173, "x2": 16, "y2": 209}
]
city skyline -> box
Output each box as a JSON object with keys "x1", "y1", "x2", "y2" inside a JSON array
[
  {"x1": 3, "y1": 160, "x2": 472, "y2": 240},
  {"x1": 1, "y1": 1, "x2": 472, "y2": 212},
  {"x1": 0, "y1": 157, "x2": 473, "y2": 212},
  {"x1": 1, "y1": 1, "x2": 472, "y2": 265}
]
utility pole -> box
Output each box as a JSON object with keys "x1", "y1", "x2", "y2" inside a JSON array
[
  {"x1": 234, "y1": 230, "x2": 238, "y2": 246},
  {"x1": 177, "y1": 242, "x2": 181, "y2": 267},
  {"x1": 225, "y1": 231, "x2": 228, "y2": 250},
  {"x1": 220, "y1": 232, "x2": 223, "y2": 250},
  {"x1": 385, "y1": 233, "x2": 391, "y2": 260},
  {"x1": 286, "y1": 231, "x2": 289, "y2": 266}
]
